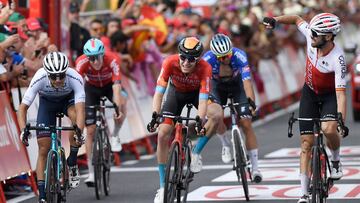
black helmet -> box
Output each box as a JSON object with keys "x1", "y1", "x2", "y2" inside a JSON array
[{"x1": 178, "y1": 37, "x2": 203, "y2": 58}]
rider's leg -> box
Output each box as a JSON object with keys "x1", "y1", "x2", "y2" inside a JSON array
[
  {"x1": 156, "y1": 122, "x2": 174, "y2": 188},
  {"x1": 217, "y1": 119, "x2": 231, "y2": 147},
  {"x1": 66, "y1": 105, "x2": 81, "y2": 167},
  {"x1": 85, "y1": 124, "x2": 96, "y2": 176},
  {"x1": 300, "y1": 134, "x2": 314, "y2": 197},
  {"x1": 239, "y1": 119, "x2": 259, "y2": 171},
  {"x1": 322, "y1": 121, "x2": 340, "y2": 160},
  {"x1": 36, "y1": 137, "x2": 51, "y2": 200}
]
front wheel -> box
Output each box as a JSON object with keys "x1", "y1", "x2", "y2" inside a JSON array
[
  {"x1": 233, "y1": 130, "x2": 250, "y2": 201},
  {"x1": 103, "y1": 130, "x2": 111, "y2": 196},
  {"x1": 164, "y1": 142, "x2": 181, "y2": 203},
  {"x1": 58, "y1": 148, "x2": 68, "y2": 203},
  {"x1": 181, "y1": 140, "x2": 193, "y2": 203},
  {"x1": 311, "y1": 147, "x2": 323, "y2": 203},
  {"x1": 46, "y1": 151, "x2": 59, "y2": 203},
  {"x1": 93, "y1": 127, "x2": 103, "y2": 200}
]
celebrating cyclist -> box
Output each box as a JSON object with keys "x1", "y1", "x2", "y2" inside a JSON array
[
  {"x1": 75, "y1": 38, "x2": 126, "y2": 186},
  {"x1": 263, "y1": 13, "x2": 347, "y2": 203},
  {"x1": 147, "y1": 37, "x2": 213, "y2": 203},
  {"x1": 203, "y1": 33, "x2": 262, "y2": 183},
  {"x1": 17, "y1": 52, "x2": 85, "y2": 203}
]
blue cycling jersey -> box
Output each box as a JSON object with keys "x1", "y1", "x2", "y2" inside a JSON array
[{"x1": 202, "y1": 47, "x2": 251, "y2": 81}]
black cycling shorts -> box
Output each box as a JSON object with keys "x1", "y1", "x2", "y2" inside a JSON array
[
  {"x1": 85, "y1": 83, "x2": 113, "y2": 125},
  {"x1": 299, "y1": 84, "x2": 337, "y2": 135},
  {"x1": 209, "y1": 78, "x2": 251, "y2": 118}
]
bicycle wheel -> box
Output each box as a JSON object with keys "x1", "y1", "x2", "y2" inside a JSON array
[
  {"x1": 93, "y1": 127, "x2": 103, "y2": 200},
  {"x1": 103, "y1": 130, "x2": 111, "y2": 196},
  {"x1": 181, "y1": 139, "x2": 193, "y2": 203},
  {"x1": 311, "y1": 147, "x2": 323, "y2": 203},
  {"x1": 46, "y1": 151, "x2": 59, "y2": 203},
  {"x1": 58, "y1": 148, "x2": 68, "y2": 203},
  {"x1": 164, "y1": 142, "x2": 181, "y2": 203},
  {"x1": 233, "y1": 130, "x2": 250, "y2": 201}
]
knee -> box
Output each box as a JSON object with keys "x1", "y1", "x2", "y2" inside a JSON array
[
  {"x1": 38, "y1": 146, "x2": 50, "y2": 158},
  {"x1": 322, "y1": 123, "x2": 337, "y2": 136},
  {"x1": 157, "y1": 128, "x2": 171, "y2": 144},
  {"x1": 301, "y1": 139, "x2": 312, "y2": 154}
]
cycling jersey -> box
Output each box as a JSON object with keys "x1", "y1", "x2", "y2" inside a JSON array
[
  {"x1": 202, "y1": 47, "x2": 251, "y2": 81},
  {"x1": 297, "y1": 21, "x2": 347, "y2": 94},
  {"x1": 22, "y1": 68, "x2": 85, "y2": 106},
  {"x1": 156, "y1": 54, "x2": 212, "y2": 100},
  {"x1": 75, "y1": 51, "x2": 122, "y2": 87}
]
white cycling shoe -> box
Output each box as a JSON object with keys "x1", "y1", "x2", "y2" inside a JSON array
[
  {"x1": 154, "y1": 188, "x2": 164, "y2": 203},
  {"x1": 330, "y1": 161, "x2": 343, "y2": 180},
  {"x1": 297, "y1": 194, "x2": 309, "y2": 203},
  {"x1": 252, "y1": 170, "x2": 263, "y2": 183},
  {"x1": 190, "y1": 153, "x2": 203, "y2": 173},
  {"x1": 221, "y1": 146, "x2": 232, "y2": 163},
  {"x1": 111, "y1": 136, "x2": 122, "y2": 152},
  {"x1": 69, "y1": 165, "x2": 80, "y2": 188},
  {"x1": 84, "y1": 173, "x2": 95, "y2": 187}
]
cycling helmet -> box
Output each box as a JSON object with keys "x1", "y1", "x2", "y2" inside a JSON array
[
  {"x1": 83, "y1": 38, "x2": 105, "y2": 56},
  {"x1": 178, "y1": 37, "x2": 203, "y2": 58},
  {"x1": 309, "y1": 13, "x2": 341, "y2": 35},
  {"x1": 43, "y1": 52, "x2": 69, "y2": 74},
  {"x1": 210, "y1": 34, "x2": 232, "y2": 56}
]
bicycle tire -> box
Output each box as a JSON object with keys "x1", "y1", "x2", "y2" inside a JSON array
[
  {"x1": 103, "y1": 129, "x2": 111, "y2": 196},
  {"x1": 233, "y1": 130, "x2": 250, "y2": 201},
  {"x1": 164, "y1": 142, "x2": 181, "y2": 203},
  {"x1": 46, "y1": 151, "x2": 59, "y2": 203},
  {"x1": 58, "y1": 148, "x2": 68, "y2": 203},
  {"x1": 181, "y1": 139, "x2": 193, "y2": 203},
  {"x1": 311, "y1": 147, "x2": 322, "y2": 203},
  {"x1": 93, "y1": 127, "x2": 103, "y2": 200}
]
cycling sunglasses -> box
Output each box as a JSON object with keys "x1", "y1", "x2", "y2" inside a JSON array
[
  {"x1": 87, "y1": 55, "x2": 102, "y2": 62},
  {"x1": 179, "y1": 54, "x2": 198, "y2": 63},
  {"x1": 216, "y1": 52, "x2": 232, "y2": 61},
  {"x1": 48, "y1": 73, "x2": 66, "y2": 80},
  {"x1": 310, "y1": 29, "x2": 327, "y2": 38}
]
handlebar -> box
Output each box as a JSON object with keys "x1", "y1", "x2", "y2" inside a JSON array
[
  {"x1": 287, "y1": 112, "x2": 347, "y2": 138},
  {"x1": 86, "y1": 103, "x2": 119, "y2": 117}
]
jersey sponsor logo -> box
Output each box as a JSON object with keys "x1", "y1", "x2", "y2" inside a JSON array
[
  {"x1": 111, "y1": 59, "x2": 120, "y2": 76},
  {"x1": 305, "y1": 59, "x2": 314, "y2": 90},
  {"x1": 234, "y1": 51, "x2": 247, "y2": 63},
  {"x1": 172, "y1": 74, "x2": 200, "y2": 86},
  {"x1": 243, "y1": 66, "x2": 250, "y2": 73},
  {"x1": 338, "y1": 55, "x2": 347, "y2": 79}
]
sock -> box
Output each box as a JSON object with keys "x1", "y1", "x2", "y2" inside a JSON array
[
  {"x1": 300, "y1": 173, "x2": 309, "y2": 196},
  {"x1": 217, "y1": 132, "x2": 231, "y2": 147},
  {"x1": 158, "y1": 164, "x2": 166, "y2": 188},
  {"x1": 193, "y1": 136, "x2": 209, "y2": 154},
  {"x1": 330, "y1": 148, "x2": 340, "y2": 161},
  {"x1": 67, "y1": 146, "x2": 79, "y2": 167},
  {"x1": 87, "y1": 153, "x2": 94, "y2": 175},
  {"x1": 38, "y1": 180, "x2": 46, "y2": 200},
  {"x1": 248, "y1": 149, "x2": 258, "y2": 171}
]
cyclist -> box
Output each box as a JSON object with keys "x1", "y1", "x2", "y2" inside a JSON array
[
  {"x1": 17, "y1": 52, "x2": 85, "y2": 203},
  {"x1": 263, "y1": 13, "x2": 347, "y2": 203},
  {"x1": 75, "y1": 38, "x2": 126, "y2": 186},
  {"x1": 147, "y1": 37, "x2": 213, "y2": 203},
  {"x1": 203, "y1": 33, "x2": 262, "y2": 183}
]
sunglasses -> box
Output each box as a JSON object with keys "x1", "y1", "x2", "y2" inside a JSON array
[
  {"x1": 216, "y1": 52, "x2": 232, "y2": 61},
  {"x1": 310, "y1": 29, "x2": 327, "y2": 38},
  {"x1": 179, "y1": 54, "x2": 198, "y2": 63},
  {"x1": 48, "y1": 73, "x2": 66, "y2": 80},
  {"x1": 87, "y1": 55, "x2": 102, "y2": 62}
]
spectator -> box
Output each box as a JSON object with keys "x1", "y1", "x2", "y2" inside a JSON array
[{"x1": 89, "y1": 19, "x2": 104, "y2": 38}]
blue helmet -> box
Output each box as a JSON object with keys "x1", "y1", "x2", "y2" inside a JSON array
[{"x1": 83, "y1": 38, "x2": 105, "y2": 56}]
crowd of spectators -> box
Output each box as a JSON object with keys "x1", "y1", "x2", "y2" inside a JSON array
[{"x1": 0, "y1": 0, "x2": 360, "y2": 101}]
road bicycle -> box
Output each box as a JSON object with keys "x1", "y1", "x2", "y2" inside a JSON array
[
  {"x1": 288, "y1": 112, "x2": 347, "y2": 203},
  {"x1": 86, "y1": 97, "x2": 119, "y2": 200},
  {"x1": 222, "y1": 97, "x2": 253, "y2": 201},
  {"x1": 148, "y1": 104, "x2": 202, "y2": 203},
  {"x1": 23, "y1": 113, "x2": 81, "y2": 203}
]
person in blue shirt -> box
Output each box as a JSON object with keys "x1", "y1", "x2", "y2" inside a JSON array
[{"x1": 203, "y1": 33, "x2": 262, "y2": 183}]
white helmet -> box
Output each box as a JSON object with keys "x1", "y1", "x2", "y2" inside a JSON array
[
  {"x1": 43, "y1": 52, "x2": 69, "y2": 74},
  {"x1": 210, "y1": 34, "x2": 232, "y2": 56},
  {"x1": 309, "y1": 13, "x2": 341, "y2": 35}
]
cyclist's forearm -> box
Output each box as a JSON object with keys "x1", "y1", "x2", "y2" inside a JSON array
[
  {"x1": 112, "y1": 83, "x2": 123, "y2": 111},
  {"x1": 336, "y1": 90, "x2": 347, "y2": 121},
  {"x1": 17, "y1": 103, "x2": 29, "y2": 130},
  {"x1": 243, "y1": 79, "x2": 255, "y2": 102},
  {"x1": 198, "y1": 100, "x2": 207, "y2": 121},
  {"x1": 274, "y1": 15, "x2": 303, "y2": 25},
  {"x1": 75, "y1": 102, "x2": 85, "y2": 131},
  {"x1": 152, "y1": 92, "x2": 164, "y2": 113}
]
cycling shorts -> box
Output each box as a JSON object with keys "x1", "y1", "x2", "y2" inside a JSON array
[
  {"x1": 209, "y1": 78, "x2": 251, "y2": 118},
  {"x1": 36, "y1": 93, "x2": 74, "y2": 138},
  {"x1": 299, "y1": 84, "x2": 337, "y2": 135},
  {"x1": 84, "y1": 83, "x2": 128, "y2": 126},
  {"x1": 161, "y1": 83, "x2": 199, "y2": 125}
]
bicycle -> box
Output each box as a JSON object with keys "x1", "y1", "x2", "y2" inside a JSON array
[
  {"x1": 222, "y1": 97, "x2": 253, "y2": 201},
  {"x1": 148, "y1": 104, "x2": 202, "y2": 203},
  {"x1": 288, "y1": 112, "x2": 348, "y2": 203},
  {"x1": 22, "y1": 113, "x2": 82, "y2": 203},
  {"x1": 86, "y1": 97, "x2": 119, "y2": 200}
]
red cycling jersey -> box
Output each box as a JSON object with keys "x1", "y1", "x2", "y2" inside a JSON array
[
  {"x1": 156, "y1": 54, "x2": 212, "y2": 97},
  {"x1": 75, "y1": 51, "x2": 121, "y2": 87}
]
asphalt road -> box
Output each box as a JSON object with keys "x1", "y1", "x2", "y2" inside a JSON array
[{"x1": 18, "y1": 94, "x2": 360, "y2": 203}]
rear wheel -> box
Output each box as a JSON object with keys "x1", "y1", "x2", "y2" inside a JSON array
[
  {"x1": 93, "y1": 128, "x2": 103, "y2": 200},
  {"x1": 46, "y1": 151, "x2": 59, "y2": 203},
  {"x1": 233, "y1": 131, "x2": 250, "y2": 201},
  {"x1": 164, "y1": 142, "x2": 180, "y2": 203},
  {"x1": 103, "y1": 130, "x2": 111, "y2": 196}
]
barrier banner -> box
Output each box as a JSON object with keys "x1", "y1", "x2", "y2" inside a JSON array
[{"x1": 0, "y1": 91, "x2": 31, "y2": 181}]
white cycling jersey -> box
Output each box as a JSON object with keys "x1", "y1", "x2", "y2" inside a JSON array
[
  {"x1": 22, "y1": 68, "x2": 85, "y2": 106},
  {"x1": 298, "y1": 21, "x2": 347, "y2": 94}
]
